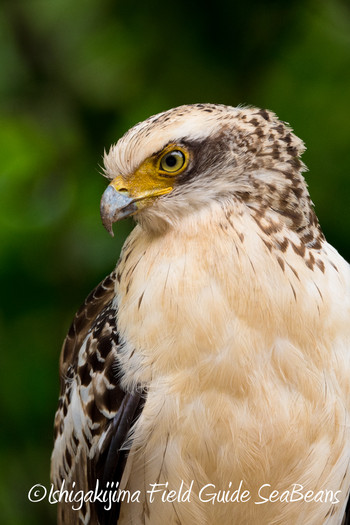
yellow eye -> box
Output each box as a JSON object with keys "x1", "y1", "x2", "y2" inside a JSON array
[{"x1": 159, "y1": 150, "x2": 186, "y2": 174}]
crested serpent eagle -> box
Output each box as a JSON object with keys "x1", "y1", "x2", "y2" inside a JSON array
[{"x1": 51, "y1": 104, "x2": 350, "y2": 525}]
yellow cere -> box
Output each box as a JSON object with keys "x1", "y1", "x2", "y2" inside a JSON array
[{"x1": 109, "y1": 145, "x2": 190, "y2": 209}]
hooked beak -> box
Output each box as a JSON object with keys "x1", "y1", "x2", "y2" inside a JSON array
[
  {"x1": 100, "y1": 170, "x2": 173, "y2": 236},
  {"x1": 100, "y1": 185, "x2": 137, "y2": 236}
]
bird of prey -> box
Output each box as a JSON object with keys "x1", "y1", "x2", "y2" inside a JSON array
[{"x1": 51, "y1": 104, "x2": 350, "y2": 525}]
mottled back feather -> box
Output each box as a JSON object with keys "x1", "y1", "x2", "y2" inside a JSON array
[{"x1": 51, "y1": 271, "x2": 145, "y2": 524}]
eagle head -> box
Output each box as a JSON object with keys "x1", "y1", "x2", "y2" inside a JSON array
[{"x1": 100, "y1": 103, "x2": 309, "y2": 236}]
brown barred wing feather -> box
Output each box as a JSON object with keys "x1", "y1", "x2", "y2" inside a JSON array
[{"x1": 51, "y1": 272, "x2": 144, "y2": 524}]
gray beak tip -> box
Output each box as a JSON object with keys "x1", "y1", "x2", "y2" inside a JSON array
[
  {"x1": 105, "y1": 221, "x2": 115, "y2": 237},
  {"x1": 100, "y1": 185, "x2": 137, "y2": 235}
]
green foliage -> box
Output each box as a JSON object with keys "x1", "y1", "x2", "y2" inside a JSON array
[{"x1": 1, "y1": 1, "x2": 349, "y2": 523}]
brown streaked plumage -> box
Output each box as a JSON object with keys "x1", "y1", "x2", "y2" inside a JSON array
[{"x1": 51, "y1": 104, "x2": 350, "y2": 524}]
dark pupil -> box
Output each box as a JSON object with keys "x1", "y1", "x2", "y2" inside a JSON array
[{"x1": 165, "y1": 154, "x2": 177, "y2": 167}]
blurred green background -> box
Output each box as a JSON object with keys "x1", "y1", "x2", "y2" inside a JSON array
[{"x1": 1, "y1": 0, "x2": 349, "y2": 523}]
